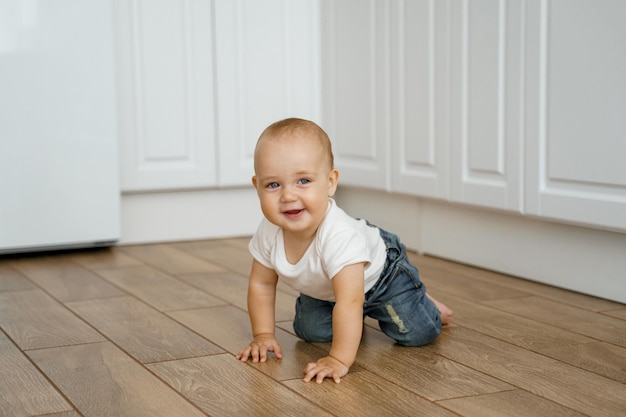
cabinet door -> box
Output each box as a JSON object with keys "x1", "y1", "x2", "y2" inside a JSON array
[
  {"x1": 114, "y1": 0, "x2": 217, "y2": 192},
  {"x1": 390, "y1": 0, "x2": 450, "y2": 199},
  {"x1": 215, "y1": 0, "x2": 322, "y2": 187},
  {"x1": 525, "y1": 0, "x2": 626, "y2": 231},
  {"x1": 449, "y1": 0, "x2": 523, "y2": 211},
  {"x1": 322, "y1": 0, "x2": 390, "y2": 190}
]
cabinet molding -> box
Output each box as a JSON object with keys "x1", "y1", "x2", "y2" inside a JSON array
[{"x1": 114, "y1": 0, "x2": 216, "y2": 191}]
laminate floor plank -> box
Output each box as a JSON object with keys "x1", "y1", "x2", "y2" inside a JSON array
[
  {"x1": 284, "y1": 369, "x2": 458, "y2": 417},
  {"x1": 0, "y1": 265, "x2": 35, "y2": 292},
  {"x1": 426, "y1": 326, "x2": 626, "y2": 417},
  {"x1": 537, "y1": 341, "x2": 626, "y2": 384},
  {"x1": 2, "y1": 240, "x2": 624, "y2": 417},
  {"x1": 65, "y1": 247, "x2": 144, "y2": 271},
  {"x1": 248, "y1": 327, "x2": 341, "y2": 381},
  {"x1": 38, "y1": 412, "x2": 81, "y2": 417},
  {"x1": 180, "y1": 272, "x2": 296, "y2": 321},
  {"x1": 148, "y1": 354, "x2": 333, "y2": 417},
  {"x1": 98, "y1": 266, "x2": 225, "y2": 312},
  {"x1": 9, "y1": 258, "x2": 125, "y2": 302},
  {"x1": 600, "y1": 307, "x2": 626, "y2": 320},
  {"x1": 66, "y1": 296, "x2": 224, "y2": 363},
  {"x1": 414, "y1": 263, "x2": 530, "y2": 302},
  {"x1": 27, "y1": 342, "x2": 208, "y2": 417},
  {"x1": 0, "y1": 289, "x2": 104, "y2": 350},
  {"x1": 172, "y1": 240, "x2": 254, "y2": 276},
  {"x1": 484, "y1": 296, "x2": 626, "y2": 347},
  {"x1": 437, "y1": 389, "x2": 587, "y2": 417},
  {"x1": 168, "y1": 305, "x2": 334, "y2": 381},
  {"x1": 118, "y1": 244, "x2": 225, "y2": 275},
  {"x1": 220, "y1": 237, "x2": 252, "y2": 251},
  {"x1": 351, "y1": 326, "x2": 513, "y2": 401},
  {"x1": 172, "y1": 238, "x2": 242, "y2": 252},
  {"x1": 168, "y1": 305, "x2": 254, "y2": 354},
  {"x1": 0, "y1": 331, "x2": 72, "y2": 417},
  {"x1": 441, "y1": 294, "x2": 593, "y2": 351},
  {"x1": 179, "y1": 271, "x2": 248, "y2": 301}
]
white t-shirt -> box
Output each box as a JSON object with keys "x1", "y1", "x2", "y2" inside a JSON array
[{"x1": 249, "y1": 198, "x2": 387, "y2": 301}]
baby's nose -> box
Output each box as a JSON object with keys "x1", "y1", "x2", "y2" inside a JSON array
[{"x1": 280, "y1": 187, "x2": 297, "y2": 201}]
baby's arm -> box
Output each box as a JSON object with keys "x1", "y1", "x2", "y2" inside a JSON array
[
  {"x1": 303, "y1": 262, "x2": 365, "y2": 383},
  {"x1": 236, "y1": 260, "x2": 283, "y2": 362}
]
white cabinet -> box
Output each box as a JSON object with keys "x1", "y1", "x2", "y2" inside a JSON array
[
  {"x1": 390, "y1": 0, "x2": 450, "y2": 200},
  {"x1": 321, "y1": 0, "x2": 391, "y2": 190},
  {"x1": 449, "y1": 0, "x2": 524, "y2": 212},
  {"x1": 327, "y1": 0, "x2": 524, "y2": 208},
  {"x1": 114, "y1": 0, "x2": 321, "y2": 192},
  {"x1": 215, "y1": 0, "x2": 321, "y2": 187},
  {"x1": 524, "y1": 0, "x2": 626, "y2": 231},
  {"x1": 326, "y1": 0, "x2": 626, "y2": 232},
  {"x1": 114, "y1": 0, "x2": 217, "y2": 192}
]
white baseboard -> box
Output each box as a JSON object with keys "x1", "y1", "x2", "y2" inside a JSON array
[
  {"x1": 335, "y1": 186, "x2": 626, "y2": 304},
  {"x1": 120, "y1": 188, "x2": 262, "y2": 245}
]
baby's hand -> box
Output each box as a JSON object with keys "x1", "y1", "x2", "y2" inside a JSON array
[
  {"x1": 236, "y1": 333, "x2": 283, "y2": 363},
  {"x1": 303, "y1": 356, "x2": 349, "y2": 384}
]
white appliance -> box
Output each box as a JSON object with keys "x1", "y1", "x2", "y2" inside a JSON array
[{"x1": 0, "y1": 1, "x2": 120, "y2": 254}]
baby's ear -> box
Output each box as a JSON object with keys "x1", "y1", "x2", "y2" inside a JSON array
[
  {"x1": 251, "y1": 176, "x2": 258, "y2": 188},
  {"x1": 327, "y1": 169, "x2": 339, "y2": 196}
]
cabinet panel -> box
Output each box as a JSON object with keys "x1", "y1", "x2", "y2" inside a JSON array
[
  {"x1": 114, "y1": 0, "x2": 216, "y2": 191},
  {"x1": 525, "y1": 0, "x2": 626, "y2": 231},
  {"x1": 215, "y1": 0, "x2": 321, "y2": 187},
  {"x1": 322, "y1": 0, "x2": 390, "y2": 190},
  {"x1": 450, "y1": 0, "x2": 523, "y2": 211},
  {"x1": 390, "y1": 0, "x2": 449, "y2": 199}
]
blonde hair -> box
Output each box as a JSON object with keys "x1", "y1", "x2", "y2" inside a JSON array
[{"x1": 256, "y1": 118, "x2": 335, "y2": 170}]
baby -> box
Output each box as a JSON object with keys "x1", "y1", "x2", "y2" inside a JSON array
[{"x1": 237, "y1": 118, "x2": 452, "y2": 383}]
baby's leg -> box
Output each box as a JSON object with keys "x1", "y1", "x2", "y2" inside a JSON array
[
  {"x1": 426, "y1": 293, "x2": 453, "y2": 325},
  {"x1": 293, "y1": 294, "x2": 334, "y2": 342}
]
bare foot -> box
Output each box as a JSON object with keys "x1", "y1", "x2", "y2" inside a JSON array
[{"x1": 427, "y1": 293, "x2": 453, "y2": 325}]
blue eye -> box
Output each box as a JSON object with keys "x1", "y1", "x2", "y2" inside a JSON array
[
  {"x1": 298, "y1": 178, "x2": 311, "y2": 185},
  {"x1": 266, "y1": 182, "x2": 279, "y2": 189}
]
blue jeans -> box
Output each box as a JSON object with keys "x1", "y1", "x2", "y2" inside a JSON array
[{"x1": 293, "y1": 226, "x2": 442, "y2": 347}]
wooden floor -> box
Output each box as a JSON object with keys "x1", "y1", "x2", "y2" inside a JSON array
[{"x1": 1, "y1": 238, "x2": 625, "y2": 417}]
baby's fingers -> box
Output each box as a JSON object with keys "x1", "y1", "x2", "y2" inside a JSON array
[
  {"x1": 303, "y1": 363, "x2": 341, "y2": 384},
  {"x1": 236, "y1": 353, "x2": 244, "y2": 361},
  {"x1": 249, "y1": 342, "x2": 274, "y2": 363},
  {"x1": 316, "y1": 369, "x2": 341, "y2": 384},
  {"x1": 236, "y1": 344, "x2": 263, "y2": 363},
  {"x1": 236, "y1": 346, "x2": 252, "y2": 362}
]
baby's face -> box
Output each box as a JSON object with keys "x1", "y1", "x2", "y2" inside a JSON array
[{"x1": 252, "y1": 133, "x2": 338, "y2": 240}]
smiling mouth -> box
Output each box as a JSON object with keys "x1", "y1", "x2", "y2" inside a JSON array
[{"x1": 284, "y1": 209, "x2": 304, "y2": 217}]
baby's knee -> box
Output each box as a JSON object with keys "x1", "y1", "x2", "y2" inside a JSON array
[
  {"x1": 393, "y1": 321, "x2": 441, "y2": 347},
  {"x1": 381, "y1": 301, "x2": 442, "y2": 347}
]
